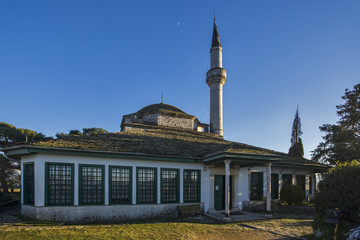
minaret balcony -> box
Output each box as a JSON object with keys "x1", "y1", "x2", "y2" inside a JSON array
[{"x1": 206, "y1": 68, "x2": 227, "y2": 86}]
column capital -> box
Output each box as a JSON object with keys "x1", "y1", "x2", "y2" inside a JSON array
[
  {"x1": 266, "y1": 162, "x2": 272, "y2": 167},
  {"x1": 224, "y1": 160, "x2": 231, "y2": 165}
]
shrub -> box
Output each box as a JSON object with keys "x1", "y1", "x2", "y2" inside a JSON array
[
  {"x1": 315, "y1": 160, "x2": 360, "y2": 223},
  {"x1": 280, "y1": 184, "x2": 304, "y2": 205}
]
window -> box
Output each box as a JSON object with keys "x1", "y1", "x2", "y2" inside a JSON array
[
  {"x1": 24, "y1": 163, "x2": 34, "y2": 205},
  {"x1": 137, "y1": 167, "x2": 157, "y2": 204},
  {"x1": 250, "y1": 172, "x2": 263, "y2": 200},
  {"x1": 183, "y1": 170, "x2": 201, "y2": 203},
  {"x1": 79, "y1": 165, "x2": 104, "y2": 205},
  {"x1": 161, "y1": 168, "x2": 179, "y2": 203},
  {"x1": 309, "y1": 176, "x2": 313, "y2": 195},
  {"x1": 109, "y1": 166, "x2": 132, "y2": 204},
  {"x1": 282, "y1": 174, "x2": 293, "y2": 186},
  {"x1": 46, "y1": 163, "x2": 74, "y2": 206}
]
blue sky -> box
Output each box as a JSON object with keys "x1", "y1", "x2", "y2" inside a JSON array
[{"x1": 1, "y1": 1, "x2": 359, "y2": 158}]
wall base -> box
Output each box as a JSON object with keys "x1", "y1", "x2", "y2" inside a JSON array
[{"x1": 22, "y1": 203, "x2": 204, "y2": 222}]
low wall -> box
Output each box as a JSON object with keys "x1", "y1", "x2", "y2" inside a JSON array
[
  {"x1": 241, "y1": 201, "x2": 315, "y2": 214},
  {"x1": 22, "y1": 203, "x2": 204, "y2": 222}
]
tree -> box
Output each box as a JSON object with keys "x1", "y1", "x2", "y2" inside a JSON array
[
  {"x1": 0, "y1": 122, "x2": 49, "y2": 197},
  {"x1": 0, "y1": 122, "x2": 49, "y2": 148},
  {"x1": 0, "y1": 153, "x2": 18, "y2": 197},
  {"x1": 315, "y1": 160, "x2": 360, "y2": 223},
  {"x1": 82, "y1": 128, "x2": 108, "y2": 135},
  {"x1": 56, "y1": 128, "x2": 109, "y2": 138},
  {"x1": 69, "y1": 130, "x2": 81, "y2": 135},
  {"x1": 288, "y1": 107, "x2": 304, "y2": 158},
  {"x1": 312, "y1": 84, "x2": 360, "y2": 165}
]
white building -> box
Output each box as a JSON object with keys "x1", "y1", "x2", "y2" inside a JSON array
[{"x1": 1, "y1": 19, "x2": 326, "y2": 222}]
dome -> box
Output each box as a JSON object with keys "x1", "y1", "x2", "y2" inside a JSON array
[{"x1": 137, "y1": 103, "x2": 186, "y2": 115}]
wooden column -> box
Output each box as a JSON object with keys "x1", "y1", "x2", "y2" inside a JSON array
[
  {"x1": 266, "y1": 162, "x2": 272, "y2": 213},
  {"x1": 224, "y1": 160, "x2": 231, "y2": 217},
  {"x1": 305, "y1": 175, "x2": 310, "y2": 201}
]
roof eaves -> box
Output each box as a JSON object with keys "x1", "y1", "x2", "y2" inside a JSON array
[{"x1": 1, "y1": 145, "x2": 201, "y2": 163}]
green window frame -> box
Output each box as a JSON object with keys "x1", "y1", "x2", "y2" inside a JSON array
[
  {"x1": 109, "y1": 166, "x2": 132, "y2": 205},
  {"x1": 183, "y1": 169, "x2": 201, "y2": 203},
  {"x1": 160, "y1": 168, "x2": 179, "y2": 203},
  {"x1": 23, "y1": 163, "x2": 35, "y2": 205},
  {"x1": 45, "y1": 163, "x2": 74, "y2": 206},
  {"x1": 136, "y1": 167, "x2": 157, "y2": 204},
  {"x1": 79, "y1": 164, "x2": 105, "y2": 205}
]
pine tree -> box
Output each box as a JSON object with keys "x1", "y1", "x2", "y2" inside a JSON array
[
  {"x1": 288, "y1": 107, "x2": 304, "y2": 158},
  {"x1": 312, "y1": 84, "x2": 360, "y2": 165}
]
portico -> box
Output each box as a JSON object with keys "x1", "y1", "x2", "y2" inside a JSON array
[{"x1": 204, "y1": 153, "x2": 322, "y2": 217}]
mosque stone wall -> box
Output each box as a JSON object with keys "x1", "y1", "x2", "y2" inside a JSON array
[{"x1": 158, "y1": 115, "x2": 194, "y2": 129}]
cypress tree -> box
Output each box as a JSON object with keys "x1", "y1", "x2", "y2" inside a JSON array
[{"x1": 288, "y1": 107, "x2": 304, "y2": 158}]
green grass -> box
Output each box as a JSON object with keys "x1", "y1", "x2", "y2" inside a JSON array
[{"x1": 0, "y1": 217, "x2": 315, "y2": 240}]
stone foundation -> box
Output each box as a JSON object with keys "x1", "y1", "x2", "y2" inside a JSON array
[{"x1": 22, "y1": 203, "x2": 204, "y2": 222}]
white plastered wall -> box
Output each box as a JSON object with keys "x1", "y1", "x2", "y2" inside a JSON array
[{"x1": 20, "y1": 153, "x2": 210, "y2": 221}]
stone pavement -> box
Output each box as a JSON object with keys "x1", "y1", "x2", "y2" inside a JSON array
[{"x1": 204, "y1": 210, "x2": 268, "y2": 223}]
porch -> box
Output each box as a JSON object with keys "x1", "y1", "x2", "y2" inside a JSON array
[{"x1": 204, "y1": 153, "x2": 322, "y2": 218}]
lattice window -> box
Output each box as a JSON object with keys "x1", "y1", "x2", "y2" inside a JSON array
[
  {"x1": 161, "y1": 169, "x2": 179, "y2": 203},
  {"x1": 110, "y1": 166, "x2": 131, "y2": 204},
  {"x1": 137, "y1": 168, "x2": 156, "y2": 204},
  {"x1": 80, "y1": 165, "x2": 104, "y2": 205},
  {"x1": 184, "y1": 170, "x2": 200, "y2": 203},
  {"x1": 46, "y1": 163, "x2": 73, "y2": 205},
  {"x1": 24, "y1": 163, "x2": 34, "y2": 205}
]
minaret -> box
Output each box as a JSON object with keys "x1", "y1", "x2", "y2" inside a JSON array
[{"x1": 206, "y1": 18, "x2": 227, "y2": 136}]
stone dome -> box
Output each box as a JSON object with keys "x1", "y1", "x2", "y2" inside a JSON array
[
  {"x1": 121, "y1": 103, "x2": 209, "y2": 133},
  {"x1": 136, "y1": 103, "x2": 186, "y2": 115}
]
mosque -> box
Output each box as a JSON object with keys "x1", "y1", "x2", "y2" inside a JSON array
[{"x1": 1, "y1": 19, "x2": 325, "y2": 222}]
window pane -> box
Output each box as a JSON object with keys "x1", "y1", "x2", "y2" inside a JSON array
[
  {"x1": 137, "y1": 168, "x2": 156, "y2": 204},
  {"x1": 111, "y1": 167, "x2": 131, "y2": 204},
  {"x1": 161, "y1": 169, "x2": 178, "y2": 203},
  {"x1": 184, "y1": 170, "x2": 200, "y2": 203},
  {"x1": 47, "y1": 164, "x2": 73, "y2": 205},
  {"x1": 80, "y1": 165, "x2": 103, "y2": 205},
  {"x1": 24, "y1": 164, "x2": 34, "y2": 205}
]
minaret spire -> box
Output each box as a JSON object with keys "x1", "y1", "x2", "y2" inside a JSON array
[
  {"x1": 206, "y1": 18, "x2": 227, "y2": 136},
  {"x1": 212, "y1": 18, "x2": 221, "y2": 48}
]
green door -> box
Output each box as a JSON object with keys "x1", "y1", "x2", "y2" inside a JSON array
[
  {"x1": 296, "y1": 175, "x2": 306, "y2": 199},
  {"x1": 214, "y1": 175, "x2": 232, "y2": 211}
]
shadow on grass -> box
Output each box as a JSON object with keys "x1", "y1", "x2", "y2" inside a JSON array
[{"x1": 11, "y1": 214, "x2": 221, "y2": 227}]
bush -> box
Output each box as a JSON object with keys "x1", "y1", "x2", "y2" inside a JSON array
[
  {"x1": 280, "y1": 184, "x2": 304, "y2": 205},
  {"x1": 315, "y1": 160, "x2": 360, "y2": 223}
]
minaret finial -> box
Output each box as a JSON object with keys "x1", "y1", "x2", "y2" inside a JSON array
[{"x1": 161, "y1": 93, "x2": 163, "y2": 103}]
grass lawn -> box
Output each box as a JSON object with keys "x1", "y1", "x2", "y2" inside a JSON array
[{"x1": 0, "y1": 216, "x2": 315, "y2": 240}]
